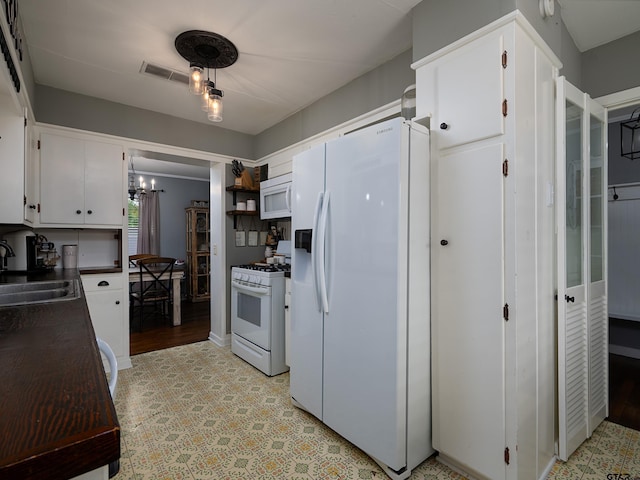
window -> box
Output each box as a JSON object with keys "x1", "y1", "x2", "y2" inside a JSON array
[{"x1": 128, "y1": 198, "x2": 139, "y2": 256}]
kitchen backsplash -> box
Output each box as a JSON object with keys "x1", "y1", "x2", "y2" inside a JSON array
[{"x1": 0, "y1": 227, "x2": 121, "y2": 269}]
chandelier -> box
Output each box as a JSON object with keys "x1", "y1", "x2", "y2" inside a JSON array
[
  {"x1": 175, "y1": 30, "x2": 238, "y2": 123},
  {"x1": 128, "y1": 157, "x2": 161, "y2": 200}
]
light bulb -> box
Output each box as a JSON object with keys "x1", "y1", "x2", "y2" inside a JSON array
[
  {"x1": 207, "y1": 94, "x2": 223, "y2": 122},
  {"x1": 189, "y1": 65, "x2": 204, "y2": 95},
  {"x1": 201, "y1": 88, "x2": 210, "y2": 111}
]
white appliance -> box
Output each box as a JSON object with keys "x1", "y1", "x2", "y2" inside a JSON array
[
  {"x1": 290, "y1": 118, "x2": 432, "y2": 480},
  {"x1": 230, "y1": 264, "x2": 289, "y2": 376},
  {"x1": 260, "y1": 173, "x2": 292, "y2": 219}
]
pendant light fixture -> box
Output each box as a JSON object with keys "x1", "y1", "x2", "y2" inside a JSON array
[
  {"x1": 175, "y1": 30, "x2": 238, "y2": 123},
  {"x1": 621, "y1": 107, "x2": 640, "y2": 160}
]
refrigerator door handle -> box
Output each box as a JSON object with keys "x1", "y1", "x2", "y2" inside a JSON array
[
  {"x1": 285, "y1": 183, "x2": 292, "y2": 214},
  {"x1": 318, "y1": 191, "x2": 330, "y2": 314},
  {"x1": 311, "y1": 192, "x2": 324, "y2": 312}
]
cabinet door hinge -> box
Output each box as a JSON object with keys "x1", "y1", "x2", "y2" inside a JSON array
[
  {"x1": 502, "y1": 159, "x2": 509, "y2": 177},
  {"x1": 503, "y1": 303, "x2": 509, "y2": 321},
  {"x1": 24, "y1": 117, "x2": 27, "y2": 127},
  {"x1": 23, "y1": 195, "x2": 27, "y2": 206},
  {"x1": 502, "y1": 99, "x2": 508, "y2": 117},
  {"x1": 502, "y1": 50, "x2": 508, "y2": 69},
  {"x1": 122, "y1": 152, "x2": 125, "y2": 161},
  {"x1": 504, "y1": 446, "x2": 510, "y2": 465},
  {"x1": 37, "y1": 139, "x2": 40, "y2": 149},
  {"x1": 123, "y1": 207, "x2": 125, "y2": 216}
]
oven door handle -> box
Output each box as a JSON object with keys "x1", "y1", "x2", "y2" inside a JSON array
[{"x1": 232, "y1": 280, "x2": 270, "y2": 295}]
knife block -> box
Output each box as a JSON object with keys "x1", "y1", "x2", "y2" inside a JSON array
[{"x1": 237, "y1": 170, "x2": 255, "y2": 189}]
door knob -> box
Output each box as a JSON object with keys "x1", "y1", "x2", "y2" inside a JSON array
[{"x1": 440, "y1": 239, "x2": 448, "y2": 246}]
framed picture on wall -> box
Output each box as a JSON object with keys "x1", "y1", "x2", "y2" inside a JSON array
[
  {"x1": 248, "y1": 230, "x2": 258, "y2": 246},
  {"x1": 235, "y1": 230, "x2": 246, "y2": 247}
]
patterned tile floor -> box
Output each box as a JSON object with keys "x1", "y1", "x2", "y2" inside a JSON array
[{"x1": 112, "y1": 341, "x2": 640, "y2": 479}]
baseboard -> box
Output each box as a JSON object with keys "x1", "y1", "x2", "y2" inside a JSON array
[
  {"x1": 208, "y1": 331, "x2": 230, "y2": 347},
  {"x1": 539, "y1": 455, "x2": 556, "y2": 480},
  {"x1": 609, "y1": 344, "x2": 640, "y2": 359}
]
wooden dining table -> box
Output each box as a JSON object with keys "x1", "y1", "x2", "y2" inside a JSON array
[{"x1": 128, "y1": 265, "x2": 185, "y2": 326}]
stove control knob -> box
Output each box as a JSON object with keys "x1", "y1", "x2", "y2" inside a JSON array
[
  {"x1": 250, "y1": 275, "x2": 259, "y2": 284},
  {"x1": 241, "y1": 273, "x2": 249, "y2": 282}
]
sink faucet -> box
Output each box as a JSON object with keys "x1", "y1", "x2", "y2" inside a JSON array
[{"x1": 0, "y1": 240, "x2": 15, "y2": 271}]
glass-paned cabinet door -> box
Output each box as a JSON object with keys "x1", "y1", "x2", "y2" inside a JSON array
[
  {"x1": 565, "y1": 99, "x2": 584, "y2": 288},
  {"x1": 590, "y1": 114, "x2": 605, "y2": 282}
]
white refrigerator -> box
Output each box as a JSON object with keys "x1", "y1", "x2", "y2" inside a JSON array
[{"x1": 290, "y1": 118, "x2": 433, "y2": 480}]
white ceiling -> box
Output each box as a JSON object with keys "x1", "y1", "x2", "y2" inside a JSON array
[
  {"x1": 17, "y1": 0, "x2": 640, "y2": 179},
  {"x1": 557, "y1": 0, "x2": 640, "y2": 52},
  {"x1": 19, "y1": 0, "x2": 421, "y2": 137}
]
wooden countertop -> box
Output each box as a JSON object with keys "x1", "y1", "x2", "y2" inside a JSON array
[{"x1": 0, "y1": 270, "x2": 120, "y2": 479}]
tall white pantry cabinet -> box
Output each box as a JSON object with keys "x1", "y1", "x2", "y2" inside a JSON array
[{"x1": 414, "y1": 12, "x2": 561, "y2": 480}]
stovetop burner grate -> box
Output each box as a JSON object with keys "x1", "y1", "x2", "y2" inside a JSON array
[{"x1": 235, "y1": 263, "x2": 290, "y2": 273}]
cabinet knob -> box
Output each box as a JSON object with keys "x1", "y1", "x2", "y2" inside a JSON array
[
  {"x1": 76, "y1": 210, "x2": 82, "y2": 215},
  {"x1": 115, "y1": 300, "x2": 120, "y2": 305},
  {"x1": 87, "y1": 210, "x2": 93, "y2": 215},
  {"x1": 440, "y1": 122, "x2": 449, "y2": 130},
  {"x1": 440, "y1": 239, "x2": 449, "y2": 246},
  {"x1": 565, "y1": 295, "x2": 575, "y2": 303},
  {"x1": 28, "y1": 204, "x2": 36, "y2": 209}
]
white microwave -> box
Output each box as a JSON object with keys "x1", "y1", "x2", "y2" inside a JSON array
[{"x1": 260, "y1": 173, "x2": 292, "y2": 219}]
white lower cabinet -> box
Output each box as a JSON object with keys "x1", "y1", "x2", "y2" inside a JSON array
[
  {"x1": 415, "y1": 13, "x2": 559, "y2": 480},
  {"x1": 81, "y1": 273, "x2": 131, "y2": 371}
]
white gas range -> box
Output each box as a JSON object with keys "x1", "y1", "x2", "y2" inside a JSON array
[{"x1": 230, "y1": 263, "x2": 290, "y2": 376}]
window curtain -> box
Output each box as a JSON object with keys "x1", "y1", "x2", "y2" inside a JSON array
[{"x1": 137, "y1": 192, "x2": 160, "y2": 255}]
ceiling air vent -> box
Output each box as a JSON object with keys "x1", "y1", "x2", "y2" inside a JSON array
[{"x1": 140, "y1": 61, "x2": 189, "y2": 85}]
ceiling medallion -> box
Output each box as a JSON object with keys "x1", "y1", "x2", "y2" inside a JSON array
[{"x1": 175, "y1": 30, "x2": 238, "y2": 69}]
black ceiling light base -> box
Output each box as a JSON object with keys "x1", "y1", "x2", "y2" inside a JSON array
[{"x1": 175, "y1": 30, "x2": 238, "y2": 69}]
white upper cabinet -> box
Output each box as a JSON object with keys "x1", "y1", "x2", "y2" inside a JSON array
[
  {"x1": 23, "y1": 120, "x2": 38, "y2": 224},
  {"x1": 424, "y1": 31, "x2": 505, "y2": 150},
  {"x1": 39, "y1": 133, "x2": 125, "y2": 227},
  {"x1": 0, "y1": 96, "x2": 26, "y2": 224}
]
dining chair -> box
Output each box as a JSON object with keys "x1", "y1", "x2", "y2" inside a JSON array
[
  {"x1": 128, "y1": 253, "x2": 158, "y2": 267},
  {"x1": 129, "y1": 257, "x2": 176, "y2": 331}
]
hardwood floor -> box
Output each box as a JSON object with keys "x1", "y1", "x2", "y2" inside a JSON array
[
  {"x1": 609, "y1": 353, "x2": 640, "y2": 431},
  {"x1": 130, "y1": 300, "x2": 211, "y2": 356}
]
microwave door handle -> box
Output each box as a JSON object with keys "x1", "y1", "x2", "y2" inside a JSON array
[
  {"x1": 231, "y1": 280, "x2": 269, "y2": 295},
  {"x1": 285, "y1": 183, "x2": 292, "y2": 213},
  {"x1": 318, "y1": 191, "x2": 330, "y2": 314},
  {"x1": 311, "y1": 192, "x2": 324, "y2": 312}
]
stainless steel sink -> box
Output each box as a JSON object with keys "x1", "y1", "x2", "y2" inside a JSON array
[{"x1": 0, "y1": 279, "x2": 81, "y2": 307}]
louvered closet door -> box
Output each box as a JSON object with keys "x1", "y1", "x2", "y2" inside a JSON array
[
  {"x1": 556, "y1": 77, "x2": 608, "y2": 461},
  {"x1": 587, "y1": 99, "x2": 608, "y2": 435}
]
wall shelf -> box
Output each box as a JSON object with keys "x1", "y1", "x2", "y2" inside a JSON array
[{"x1": 226, "y1": 185, "x2": 259, "y2": 228}]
